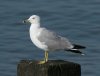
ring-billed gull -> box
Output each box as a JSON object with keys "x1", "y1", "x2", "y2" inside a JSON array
[{"x1": 23, "y1": 15, "x2": 86, "y2": 64}]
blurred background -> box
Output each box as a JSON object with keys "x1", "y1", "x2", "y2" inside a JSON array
[{"x1": 0, "y1": 0, "x2": 100, "y2": 76}]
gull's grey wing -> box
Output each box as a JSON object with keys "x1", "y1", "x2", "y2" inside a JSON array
[{"x1": 38, "y1": 28, "x2": 73, "y2": 50}]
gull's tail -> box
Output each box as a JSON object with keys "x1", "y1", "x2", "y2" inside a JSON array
[{"x1": 65, "y1": 44, "x2": 86, "y2": 55}]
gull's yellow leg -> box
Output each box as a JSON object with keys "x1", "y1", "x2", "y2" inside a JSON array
[
  {"x1": 44, "y1": 51, "x2": 48, "y2": 62},
  {"x1": 38, "y1": 51, "x2": 48, "y2": 64}
]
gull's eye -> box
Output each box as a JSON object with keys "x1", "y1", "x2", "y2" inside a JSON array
[{"x1": 32, "y1": 17, "x2": 35, "y2": 19}]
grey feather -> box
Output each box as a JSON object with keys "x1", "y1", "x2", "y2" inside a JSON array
[{"x1": 38, "y1": 28, "x2": 73, "y2": 50}]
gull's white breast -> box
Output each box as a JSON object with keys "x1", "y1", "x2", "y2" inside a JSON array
[{"x1": 29, "y1": 25, "x2": 48, "y2": 51}]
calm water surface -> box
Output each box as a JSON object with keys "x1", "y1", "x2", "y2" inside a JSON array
[{"x1": 0, "y1": 0, "x2": 100, "y2": 76}]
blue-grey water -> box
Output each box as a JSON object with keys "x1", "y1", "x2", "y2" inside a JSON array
[{"x1": 0, "y1": 0, "x2": 100, "y2": 76}]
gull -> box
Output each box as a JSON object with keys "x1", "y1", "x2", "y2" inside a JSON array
[{"x1": 23, "y1": 15, "x2": 86, "y2": 64}]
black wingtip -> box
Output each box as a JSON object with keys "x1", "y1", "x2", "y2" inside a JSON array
[
  {"x1": 64, "y1": 44, "x2": 86, "y2": 55},
  {"x1": 65, "y1": 49, "x2": 84, "y2": 55},
  {"x1": 73, "y1": 44, "x2": 86, "y2": 49}
]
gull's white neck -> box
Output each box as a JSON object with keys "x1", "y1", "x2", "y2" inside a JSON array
[
  {"x1": 30, "y1": 23, "x2": 40, "y2": 34},
  {"x1": 31, "y1": 22, "x2": 40, "y2": 28}
]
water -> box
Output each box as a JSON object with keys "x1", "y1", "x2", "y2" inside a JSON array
[{"x1": 0, "y1": 0, "x2": 100, "y2": 76}]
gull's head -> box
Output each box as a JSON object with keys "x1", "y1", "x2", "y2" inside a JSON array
[{"x1": 23, "y1": 15, "x2": 40, "y2": 24}]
